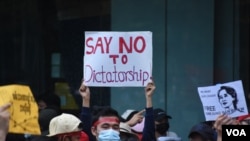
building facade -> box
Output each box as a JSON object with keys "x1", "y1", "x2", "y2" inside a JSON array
[{"x1": 1, "y1": 0, "x2": 249, "y2": 140}]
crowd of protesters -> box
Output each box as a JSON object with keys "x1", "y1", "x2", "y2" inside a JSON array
[{"x1": 0, "y1": 79, "x2": 250, "y2": 141}]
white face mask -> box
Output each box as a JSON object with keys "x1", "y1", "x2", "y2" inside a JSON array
[{"x1": 98, "y1": 129, "x2": 120, "y2": 141}]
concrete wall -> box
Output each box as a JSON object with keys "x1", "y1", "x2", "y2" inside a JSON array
[
  {"x1": 111, "y1": 0, "x2": 167, "y2": 113},
  {"x1": 166, "y1": 0, "x2": 214, "y2": 139},
  {"x1": 111, "y1": 0, "x2": 238, "y2": 140}
]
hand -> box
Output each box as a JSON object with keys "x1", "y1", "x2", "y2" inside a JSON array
[
  {"x1": 79, "y1": 81, "x2": 90, "y2": 100},
  {"x1": 79, "y1": 81, "x2": 90, "y2": 107},
  {"x1": 213, "y1": 114, "x2": 239, "y2": 141},
  {"x1": 145, "y1": 80, "x2": 156, "y2": 98},
  {"x1": 0, "y1": 103, "x2": 11, "y2": 140},
  {"x1": 126, "y1": 109, "x2": 145, "y2": 127},
  {"x1": 145, "y1": 79, "x2": 155, "y2": 108}
]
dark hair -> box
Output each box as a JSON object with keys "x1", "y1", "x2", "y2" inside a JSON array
[
  {"x1": 153, "y1": 108, "x2": 172, "y2": 123},
  {"x1": 91, "y1": 105, "x2": 121, "y2": 126},
  {"x1": 37, "y1": 93, "x2": 61, "y2": 108},
  {"x1": 36, "y1": 92, "x2": 62, "y2": 115},
  {"x1": 217, "y1": 86, "x2": 238, "y2": 109},
  {"x1": 188, "y1": 122, "x2": 216, "y2": 141},
  {"x1": 155, "y1": 123, "x2": 169, "y2": 135},
  {"x1": 120, "y1": 132, "x2": 140, "y2": 141}
]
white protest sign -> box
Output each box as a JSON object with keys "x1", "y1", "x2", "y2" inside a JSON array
[
  {"x1": 198, "y1": 80, "x2": 248, "y2": 121},
  {"x1": 83, "y1": 31, "x2": 152, "y2": 87}
]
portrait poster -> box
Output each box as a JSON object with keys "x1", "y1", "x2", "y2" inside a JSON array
[
  {"x1": 197, "y1": 80, "x2": 248, "y2": 121},
  {"x1": 0, "y1": 84, "x2": 41, "y2": 135},
  {"x1": 83, "y1": 31, "x2": 152, "y2": 87}
]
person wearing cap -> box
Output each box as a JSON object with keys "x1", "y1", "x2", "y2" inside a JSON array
[
  {"x1": 153, "y1": 108, "x2": 181, "y2": 141},
  {"x1": 188, "y1": 122, "x2": 216, "y2": 141},
  {"x1": 120, "y1": 109, "x2": 145, "y2": 140},
  {"x1": 47, "y1": 113, "x2": 89, "y2": 141},
  {"x1": 121, "y1": 109, "x2": 141, "y2": 124}
]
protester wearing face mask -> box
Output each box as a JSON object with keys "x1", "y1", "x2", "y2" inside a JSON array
[
  {"x1": 153, "y1": 108, "x2": 181, "y2": 141},
  {"x1": 79, "y1": 82, "x2": 121, "y2": 141},
  {"x1": 91, "y1": 106, "x2": 121, "y2": 141},
  {"x1": 79, "y1": 80, "x2": 156, "y2": 141}
]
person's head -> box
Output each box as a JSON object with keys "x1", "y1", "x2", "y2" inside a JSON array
[
  {"x1": 91, "y1": 106, "x2": 121, "y2": 141},
  {"x1": 153, "y1": 108, "x2": 172, "y2": 137},
  {"x1": 128, "y1": 117, "x2": 144, "y2": 140},
  {"x1": 217, "y1": 86, "x2": 238, "y2": 109},
  {"x1": 237, "y1": 114, "x2": 250, "y2": 125},
  {"x1": 120, "y1": 122, "x2": 140, "y2": 141},
  {"x1": 47, "y1": 113, "x2": 85, "y2": 141},
  {"x1": 121, "y1": 109, "x2": 139, "y2": 122},
  {"x1": 188, "y1": 123, "x2": 216, "y2": 141},
  {"x1": 39, "y1": 108, "x2": 59, "y2": 135},
  {"x1": 37, "y1": 93, "x2": 61, "y2": 111},
  {"x1": 121, "y1": 109, "x2": 144, "y2": 140}
]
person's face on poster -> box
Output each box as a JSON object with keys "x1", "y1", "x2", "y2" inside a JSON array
[{"x1": 218, "y1": 89, "x2": 234, "y2": 109}]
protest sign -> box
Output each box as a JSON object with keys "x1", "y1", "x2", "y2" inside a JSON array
[
  {"x1": 84, "y1": 31, "x2": 152, "y2": 87},
  {"x1": 197, "y1": 80, "x2": 248, "y2": 121},
  {"x1": 0, "y1": 84, "x2": 41, "y2": 135}
]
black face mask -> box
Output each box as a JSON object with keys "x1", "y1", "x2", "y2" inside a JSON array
[{"x1": 156, "y1": 122, "x2": 169, "y2": 135}]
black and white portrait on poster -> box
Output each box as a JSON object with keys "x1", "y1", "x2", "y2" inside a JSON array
[{"x1": 197, "y1": 80, "x2": 249, "y2": 121}]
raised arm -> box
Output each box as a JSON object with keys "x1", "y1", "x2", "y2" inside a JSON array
[
  {"x1": 0, "y1": 103, "x2": 11, "y2": 141},
  {"x1": 142, "y1": 80, "x2": 156, "y2": 141},
  {"x1": 79, "y1": 82, "x2": 95, "y2": 141},
  {"x1": 145, "y1": 81, "x2": 155, "y2": 108},
  {"x1": 79, "y1": 81, "x2": 90, "y2": 108},
  {"x1": 125, "y1": 109, "x2": 145, "y2": 127}
]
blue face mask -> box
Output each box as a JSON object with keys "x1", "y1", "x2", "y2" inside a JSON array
[{"x1": 98, "y1": 129, "x2": 120, "y2": 141}]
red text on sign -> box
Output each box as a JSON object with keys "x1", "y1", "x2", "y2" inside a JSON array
[
  {"x1": 85, "y1": 37, "x2": 113, "y2": 54},
  {"x1": 119, "y1": 36, "x2": 146, "y2": 53},
  {"x1": 84, "y1": 65, "x2": 150, "y2": 86}
]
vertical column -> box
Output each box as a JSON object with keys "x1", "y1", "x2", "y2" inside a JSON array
[
  {"x1": 166, "y1": 0, "x2": 214, "y2": 139},
  {"x1": 111, "y1": 0, "x2": 167, "y2": 114}
]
